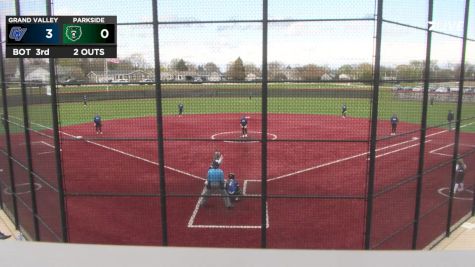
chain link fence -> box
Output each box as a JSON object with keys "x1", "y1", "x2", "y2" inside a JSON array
[{"x1": 0, "y1": 0, "x2": 474, "y2": 249}]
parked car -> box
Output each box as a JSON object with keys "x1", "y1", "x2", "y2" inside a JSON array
[
  {"x1": 435, "y1": 87, "x2": 449, "y2": 93},
  {"x1": 192, "y1": 77, "x2": 203, "y2": 84},
  {"x1": 63, "y1": 79, "x2": 85, "y2": 86},
  {"x1": 392, "y1": 85, "x2": 402, "y2": 91},
  {"x1": 141, "y1": 79, "x2": 154, "y2": 85},
  {"x1": 412, "y1": 86, "x2": 422, "y2": 92}
]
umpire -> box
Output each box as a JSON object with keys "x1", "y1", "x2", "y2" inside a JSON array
[{"x1": 200, "y1": 161, "x2": 233, "y2": 209}]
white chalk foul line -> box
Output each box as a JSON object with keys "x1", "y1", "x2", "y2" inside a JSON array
[
  {"x1": 63, "y1": 131, "x2": 205, "y2": 181},
  {"x1": 268, "y1": 122, "x2": 475, "y2": 183},
  {"x1": 268, "y1": 138, "x2": 422, "y2": 182},
  {"x1": 374, "y1": 140, "x2": 431, "y2": 159},
  {"x1": 430, "y1": 143, "x2": 454, "y2": 157},
  {"x1": 11, "y1": 116, "x2": 204, "y2": 181},
  {"x1": 40, "y1": 141, "x2": 55, "y2": 149},
  {"x1": 187, "y1": 185, "x2": 269, "y2": 229},
  {"x1": 37, "y1": 151, "x2": 56, "y2": 155},
  {"x1": 430, "y1": 142, "x2": 475, "y2": 157}
]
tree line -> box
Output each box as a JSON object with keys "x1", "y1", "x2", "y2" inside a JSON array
[{"x1": 3, "y1": 56, "x2": 474, "y2": 82}]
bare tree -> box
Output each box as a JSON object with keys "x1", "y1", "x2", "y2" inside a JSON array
[
  {"x1": 169, "y1": 58, "x2": 188, "y2": 71},
  {"x1": 296, "y1": 64, "x2": 325, "y2": 81},
  {"x1": 127, "y1": 53, "x2": 148, "y2": 69},
  {"x1": 204, "y1": 62, "x2": 221, "y2": 73}
]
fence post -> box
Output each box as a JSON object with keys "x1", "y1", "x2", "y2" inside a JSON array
[
  {"x1": 0, "y1": 22, "x2": 20, "y2": 227},
  {"x1": 412, "y1": 0, "x2": 434, "y2": 250},
  {"x1": 260, "y1": 0, "x2": 269, "y2": 249},
  {"x1": 364, "y1": 0, "x2": 384, "y2": 250},
  {"x1": 15, "y1": 0, "x2": 41, "y2": 241},
  {"x1": 46, "y1": 0, "x2": 69, "y2": 243},
  {"x1": 152, "y1": 0, "x2": 168, "y2": 246},
  {"x1": 446, "y1": 0, "x2": 471, "y2": 237}
]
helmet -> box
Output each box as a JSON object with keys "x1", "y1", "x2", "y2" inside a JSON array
[
  {"x1": 211, "y1": 160, "x2": 220, "y2": 169},
  {"x1": 228, "y1": 173, "x2": 235, "y2": 179}
]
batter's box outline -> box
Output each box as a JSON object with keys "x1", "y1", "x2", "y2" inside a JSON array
[{"x1": 187, "y1": 180, "x2": 269, "y2": 229}]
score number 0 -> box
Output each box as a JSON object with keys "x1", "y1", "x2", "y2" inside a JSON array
[{"x1": 44, "y1": 28, "x2": 110, "y2": 39}]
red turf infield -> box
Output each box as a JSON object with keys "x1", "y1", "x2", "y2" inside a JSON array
[{"x1": 2, "y1": 114, "x2": 475, "y2": 248}]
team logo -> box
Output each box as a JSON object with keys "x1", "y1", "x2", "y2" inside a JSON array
[
  {"x1": 65, "y1": 26, "x2": 82, "y2": 42},
  {"x1": 8, "y1": 27, "x2": 27, "y2": 41}
]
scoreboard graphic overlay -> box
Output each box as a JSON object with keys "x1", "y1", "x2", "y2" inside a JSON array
[{"x1": 6, "y1": 16, "x2": 116, "y2": 58}]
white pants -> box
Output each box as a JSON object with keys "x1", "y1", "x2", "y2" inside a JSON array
[{"x1": 200, "y1": 181, "x2": 232, "y2": 208}]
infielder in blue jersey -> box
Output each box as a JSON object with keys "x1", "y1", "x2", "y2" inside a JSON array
[
  {"x1": 240, "y1": 116, "x2": 249, "y2": 138},
  {"x1": 94, "y1": 114, "x2": 102, "y2": 134},
  {"x1": 390, "y1": 113, "x2": 399, "y2": 135}
]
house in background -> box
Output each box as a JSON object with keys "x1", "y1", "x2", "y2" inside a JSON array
[
  {"x1": 245, "y1": 73, "x2": 258, "y2": 81},
  {"x1": 15, "y1": 66, "x2": 49, "y2": 83},
  {"x1": 160, "y1": 72, "x2": 174, "y2": 81},
  {"x1": 56, "y1": 66, "x2": 85, "y2": 82},
  {"x1": 205, "y1": 72, "x2": 224, "y2": 82},
  {"x1": 87, "y1": 70, "x2": 153, "y2": 83},
  {"x1": 338, "y1": 74, "x2": 352, "y2": 80},
  {"x1": 282, "y1": 67, "x2": 300, "y2": 81},
  {"x1": 321, "y1": 73, "x2": 334, "y2": 81}
]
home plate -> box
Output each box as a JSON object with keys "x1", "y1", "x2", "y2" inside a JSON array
[
  {"x1": 75, "y1": 136, "x2": 83, "y2": 139},
  {"x1": 412, "y1": 137, "x2": 418, "y2": 140}
]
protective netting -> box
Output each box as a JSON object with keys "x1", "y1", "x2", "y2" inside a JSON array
[{"x1": 0, "y1": 0, "x2": 474, "y2": 249}]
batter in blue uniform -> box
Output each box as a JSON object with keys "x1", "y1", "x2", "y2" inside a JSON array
[
  {"x1": 240, "y1": 116, "x2": 248, "y2": 138},
  {"x1": 94, "y1": 114, "x2": 102, "y2": 134}
]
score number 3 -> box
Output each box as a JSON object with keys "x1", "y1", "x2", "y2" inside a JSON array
[{"x1": 46, "y1": 29, "x2": 53, "y2": 39}]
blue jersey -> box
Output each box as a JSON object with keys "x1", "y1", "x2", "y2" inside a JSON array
[
  {"x1": 94, "y1": 116, "x2": 101, "y2": 124},
  {"x1": 207, "y1": 168, "x2": 224, "y2": 183},
  {"x1": 390, "y1": 116, "x2": 398, "y2": 125},
  {"x1": 227, "y1": 179, "x2": 240, "y2": 195},
  {"x1": 240, "y1": 117, "x2": 248, "y2": 126}
]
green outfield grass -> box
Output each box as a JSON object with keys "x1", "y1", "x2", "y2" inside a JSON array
[{"x1": 4, "y1": 90, "x2": 474, "y2": 134}]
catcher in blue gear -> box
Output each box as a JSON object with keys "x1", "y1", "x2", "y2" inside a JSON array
[{"x1": 226, "y1": 173, "x2": 241, "y2": 202}]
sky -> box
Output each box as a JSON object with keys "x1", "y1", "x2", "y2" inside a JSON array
[{"x1": 1, "y1": 0, "x2": 474, "y2": 68}]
